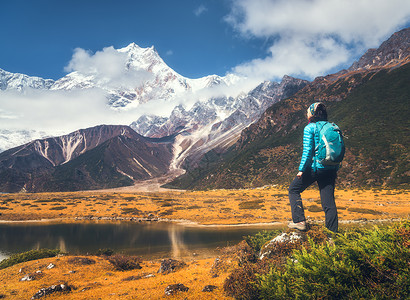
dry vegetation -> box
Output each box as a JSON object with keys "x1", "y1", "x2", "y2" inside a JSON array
[
  {"x1": 0, "y1": 186, "x2": 408, "y2": 225},
  {"x1": 0, "y1": 254, "x2": 234, "y2": 299}
]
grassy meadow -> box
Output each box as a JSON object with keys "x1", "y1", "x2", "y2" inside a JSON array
[{"x1": 0, "y1": 187, "x2": 408, "y2": 225}]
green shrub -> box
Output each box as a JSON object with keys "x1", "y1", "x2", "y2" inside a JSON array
[
  {"x1": 96, "y1": 248, "x2": 115, "y2": 256},
  {"x1": 258, "y1": 221, "x2": 410, "y2": 299},
  {"x1": 244, "y1": 230, "x2": 282, "y2": 252},
  {"x1": 0, "y1": 249, "x2": 61, "y2": 269}
]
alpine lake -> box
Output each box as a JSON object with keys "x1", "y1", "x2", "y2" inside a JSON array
[{"x1": 0, "y1": 220, "x2": 281, "y2": 261}]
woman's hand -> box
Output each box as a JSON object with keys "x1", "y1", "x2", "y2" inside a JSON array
[{"x1": 297, "y1": 171, "x2": 303, "y2": 179}]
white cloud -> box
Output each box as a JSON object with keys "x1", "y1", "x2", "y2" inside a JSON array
[
  {"x1": 64, "y1": 46, "x2": 152, "y2": 89},
  {"x1": 0, "y1": 89, "x2": 141, "y2": 135},
  {"x1": 226, "y1": 0, "x2": 410, "y2": 80},
  {"x1": 194, "y1": 4, "x2": 208, "y2": 17}
]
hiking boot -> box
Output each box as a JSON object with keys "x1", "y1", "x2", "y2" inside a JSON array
[{"x1": 288, "y1": 221, "x2": 307, "y2": 231}]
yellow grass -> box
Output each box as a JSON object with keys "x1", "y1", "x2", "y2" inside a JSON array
[
  {"x1": 0, "y1": 186, "x2": 409, "y2": 224},
  {"x1": 0, "y1": 255, "x2": 233, "y2": 299}
]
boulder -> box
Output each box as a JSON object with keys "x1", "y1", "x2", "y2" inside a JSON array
[
  {"x1": 20, "y1": 274, "x2": 34, "y2": 281},
  {"x1": 46, "y1": 263, "x2": 55, "y2": 269},
  {"x1": 259, "y1": 232, "x2": 302, "y2": 260},
  {"x1": 158, "y1": 259, "x2": 186, "y2": 274},
  {"x1": 31, "y1": 284, "x2": 71, "y2": 299},
  {"x1": 164, "y1": 284, "x2": 189, "y2": 296}
]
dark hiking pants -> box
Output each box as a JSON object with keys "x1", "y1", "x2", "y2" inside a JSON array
[{"x1": 288, "y1": 168, "x2": 338, "y2": 232}]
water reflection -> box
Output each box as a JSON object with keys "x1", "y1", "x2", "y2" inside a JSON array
[
  {"x1": 168, "y1": 224, "x2": 188, "y2": 258},
  {"x1": 0, "y1": 221, "x2": 281, "y2": 261}
]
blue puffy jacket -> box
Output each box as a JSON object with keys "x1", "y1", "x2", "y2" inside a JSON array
[{"x1": 298, "y1": 121, "x2": 339, "y2": 172}]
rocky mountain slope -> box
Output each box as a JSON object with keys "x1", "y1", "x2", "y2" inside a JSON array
[
  {"x1": 166, "y1": 28, "x2": 410, "y2": 190},
  {"x1": 131, "y1": 75, "x2": 308, "y2": 170},
  {"x1": 0, "y1": 125, "x2": 174, "y2": 192}
]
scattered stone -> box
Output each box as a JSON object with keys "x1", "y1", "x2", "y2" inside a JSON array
[
  {"x1": 0, "y1": 294, "x2": 5, "y2": 298},
  {"x1": 122, "y1": 275, "x2": 143, "y2": 281},
  {"x1": 210, "y1": 258, "x2": 222, "y2": 278},
  {"x1": 202, "y1": 285, "x2": 218, "y2": 292},
  {"x1": 158, "y1": 259, "x2": 186, "y2": 274},
  {"x1": 68, "y1": 270, "x2": 76, "y2": 274},
  {"x1": 46, "y1": 263, "x2": 55, "y2": 269},
  {"x1": 164, "y1": 284, "x2": 189, "y2": 296},
  {"x1": 20, "y1": 274, "x2": 34, "y2": 281},
  {"x1": 18, "y1": 267, "x2": 29, "y2": 274},
  {"x1": 31, "y1": 284, "x2": 71, "y2": 299},
  {"x1": 20, "y1": 271, "x2": 43, "y2": 282},
  {"x1": 121, "y1": 274, "x2": 154, "y2": 281}
]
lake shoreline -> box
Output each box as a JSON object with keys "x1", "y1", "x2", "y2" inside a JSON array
[{"x1": 0, "y1": 215, "x2": 404, "y2": 227}]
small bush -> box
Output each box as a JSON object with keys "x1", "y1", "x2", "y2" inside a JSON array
[
  {"x1": 0, "y1": 249, "x2": 61, "y2": 269},
  {"x1": 272, "y1": 193, "x2": 287, "y2": 197},
  {"x1": 34, "y1": 199, "x2": 65, "y2": 203},
  {"x1": 224, "y1": 262, "x2": 270, "y2": 300},
  {"x1": 187, "y1": 205, "x2": 202, "y2": 209},
  {"x1": 96, "y1": 248, "x2": 115, "y2": 256},
  {"x1": 307, "y1": 204, "x2": 322, "y2": 212},
  {"x1": 347, "y1": 207, "x2": 383, "y2": 215},
  {"x1": 121, "y1": 208, "x2": 141, "y2": 215},
  {"x1": 159, "y1": 209, "x2": 174, "y2": 216},
  {"x1": 239, "y1": 200, "x2": 264, "y2": 209},
  {"x1": 107, "y1": 254, "x2": 142, "y2": 271},
  {"x1": 67, "y1": 257, "x2": 95, "y2": 265},
  {"x1": 50, "y1": 206, "x2": 67, "y2": 210}
]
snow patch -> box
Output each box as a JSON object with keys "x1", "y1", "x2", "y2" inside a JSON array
[{"x1": 133, "y1": 157, "x2": 152, "y2": 177}]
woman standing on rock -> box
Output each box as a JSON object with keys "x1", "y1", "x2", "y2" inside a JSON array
[{"x1": 288, "y1": 102, "x2": 341, "y2": 233}]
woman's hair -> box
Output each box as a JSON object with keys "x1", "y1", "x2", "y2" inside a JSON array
[{"x1": 307, "y1": 102, "x2": 328, "y2": 122}]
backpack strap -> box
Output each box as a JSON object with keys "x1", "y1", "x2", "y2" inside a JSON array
[{"x1": 314, "y1": 121, "x2": 328, "y2": 172}]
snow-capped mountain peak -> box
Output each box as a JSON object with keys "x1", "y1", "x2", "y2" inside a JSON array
[{"x1": 0, "y1": 68, "x2": 55, "y2": 92}]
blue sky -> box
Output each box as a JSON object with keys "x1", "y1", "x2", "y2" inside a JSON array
[
  {"x1": 2, "y1": 0, "x2": 409, "y2": 82},
  {"x1": 0, "y1": 0, "x2": 266, "y2": 80}
]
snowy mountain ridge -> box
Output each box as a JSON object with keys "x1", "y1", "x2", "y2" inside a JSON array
[{"x1": 1, "y1": 43, "x2": 240, "y2": 108}]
